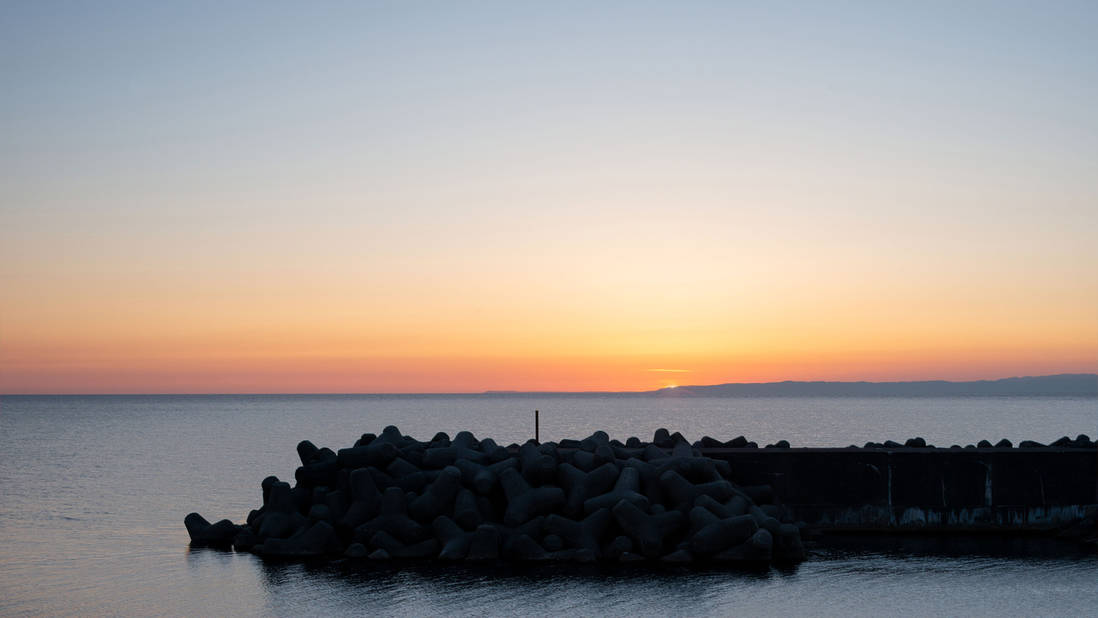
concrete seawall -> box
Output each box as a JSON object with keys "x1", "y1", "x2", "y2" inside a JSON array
[{"x1": 699, "y1": 448, "x2": 1097, "y2": 531}]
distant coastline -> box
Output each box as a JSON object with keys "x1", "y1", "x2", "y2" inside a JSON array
[
  {"x1": 487, "y1": 374, "x2": 1098, "y2": 397},
  {"x1": 3, "y1": 374, "x2": 1094, "y2": 398}
]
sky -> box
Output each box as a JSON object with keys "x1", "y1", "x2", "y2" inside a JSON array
[{"x1": 1, "y1": 1, "x2": 1096, "y2": 394}]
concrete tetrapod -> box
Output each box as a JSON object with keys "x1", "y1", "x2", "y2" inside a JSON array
[
  {"x1": 320, "y1": 487, "x2": 349, "y2": 526},
  {"x1": 693, "y1": 495, "x2": 732, "y2": 519},
  {"x1": 499, "y1": 468, "x2": 565, "y2": 527},
  {"x1": 232, "y1": 526, "x2": 260, "y2": 552},
  {"x1": 423, "y1": 431, "x2": 489, "y2": 468},
  {"x1": 478, "y1": 438, "x2": 511, "y2": 464},
  {"x1": 261, "y1": 520, "x2": 339, "y2": 557},
  {"x1": 544, "y1": 509, "x2": 614, "y2": 558},
  {"x1": 467, "y1": 524, "x2": 501, "y2": 560},
  {"x1": 641, "y1": 444, "x2": 670, "y2": 462},
  {"x1": 661, "y1": 549, "x2": 693, "y2": 563},
  {"x1": 759, "y1": 504, "x2": 783, "y2": 520},
  {"x1": 258, "y1": 481, "x2": 307, "y2": 540},
  {"x1": 605, "y1": 535, "x2": 634, "y2": 560},
  {"x1": 558, "y1": 462, "x2": 620, "y2": 519},
  {"x1": 713, "y1": 528, "x2": 773, "y2": 563},
  {"x1": 344, "y1": 542, "x2": 368, "y2": 558},
  {"x1": 423, "y1": 443, "x2": 489, "y2": 468},
  {"x1": 338, "y1": 467, "x2": 381, "y2": 534},
  {"x1": 760, "y1": 517, "x2": 781, "y2": 538},
  {"x1": 368, "y1": 531, "x2": 440, "y2": 558},
  {"x1": 294, "y1": 450, "x2": 340, "y2": 489},
  {"x1": 688, "y1": 507, "x2": 759, "y2": 556},
  {"x1": 453, "y1": 457, "x2": 519, "y2": 495},
  {"x1": 583, "y1": 466, "x2": 650, "y2": 516},
  {"x1": 660, "y1": 470, "x2": 734, "y2": 514},
  {"x1": 452, "y1": 488, "x2": 484, "y2": 530},
  {"x1": 433, "y1": 515, "x2": 473, "y2": 560},
  {"x1": 519, "y1": 442, "x2": 558, "y2": 486},
  {"x1": 376, "y1": 425, "x2": 408, "y2": 447},
  {"x1": 262, "y1": 505, "x2": 342, "y2": 557},
  {"x1": 295, "y1": 444, "x2": 340, "y2": 487},
  {"x1": 537, "y1": 442, "x2": 563, "y2": 464},
  {"x1": 368, "y1": 465, "x2": 435, "y2": 495},
  {"x1": 492, "y1": 515, "x2": 547, "y2": 558},
  {"x1": 723, "y1": 495, "x2": 751, "y2": 517},
  {"x1": 611, "y1": 499, "x2": 684, "y2": 558},
  {"x1": 542, "y1": 534, "x2": 563, "y2": 552},
  {"x1": 386, "y1": 458, "x2": 430, "y2": 494},
  {"x1": 568, "y1": 446, "x2": 615, "y2": 473},
  {"x1": 623, "y1": 458, "x2": 668, "y2": 507},
  {"x1": 245, "y1": 475, "x2": 280, "y2": 529},
  {"x1": 408, "y1": 466, "x2": 462, "y2": 523},
  {"x1": 353, "y1": 486, "x2": 427, "y2": 545},
  {"x1": 184, "y1": 513, "x2": 241, "y2": 547},
  {"x1": 337, "y1": 441, "x2": 399, "y2": 470},
  {"x1": 747, "y1": 505, "x2": 769, "y2": 526},
  {"x1": 511, "y1": 534, "x2": 552, "y2": 561},
  {"x1": 579, "y1": 430, "x2": 610, "y2": 453},
  {"x1": 667, "y1": 442, "x2": 717, "y2": 483},
  {"x1": 773, "y1": 523, "x2": 806, "y2": 563}
]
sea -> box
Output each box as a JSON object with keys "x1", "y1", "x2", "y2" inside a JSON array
[{"x1": 0, "y1": 394, "x2": 1095, "y2": 618}]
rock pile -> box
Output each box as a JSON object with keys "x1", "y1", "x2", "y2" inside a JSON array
[{"x1": 185, "y1": 427, "x2": 812, "y2": 564}]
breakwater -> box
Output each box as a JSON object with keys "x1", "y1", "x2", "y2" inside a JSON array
[
  {"x1": 705, "y1": 447, "x2": 1096, "y2": 532},
  {"x1": 185, "y1": 428, "x2": 1097, "y2": 562}
]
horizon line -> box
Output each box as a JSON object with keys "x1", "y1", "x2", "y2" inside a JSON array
[{"x1": 2, "y1": 372, "x2": 1094, "y2": 397}]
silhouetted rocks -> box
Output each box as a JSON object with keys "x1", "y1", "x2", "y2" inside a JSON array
[
  {"x1": 467, "y1": 524, "x2": 500, "y2": 560},
  {"x1": 187, "y1": 424, "x2": 1094, "y2": 564},
  {"x1": 433, "y1": 515, "x2": 473, "y2": 560},
  {"x1": 499, "y1": 468, "x2": 565, "y2": 527},
  {"x1": 612, "y1": 499, "x2": 683, "y2": 558},
  {"x1": 344, "y1": 542, "x2": 368, "y2": 558},
  {"x1": 688, "y1": 510, "x2": 758, "y2": 556},
  {"x1": 453, "y1": 457, "x2": 517, "y2": 494},
  {"x1": 256, "y1": 481, "x2": 306, "y2": 541},
  {"x1": 583, "y1": 466, "x2": 649, "y2": 515},
  {"x1": 353, "y1": 487, "x2": 426, "y2": 545},
  {"x1": 714, "y1": 528, "x2": 772, "y2": 563},
  {"x1": 368, "y1": 530, "x2": 439, "y2": 558},
  {"x1": 493, "y1": 516, "x2": 546, "y2": 559},
  {"x1": 408, "y1": 466, "x2": 462, "y2": 523},
  {"x1": 261, "y1": 505, "x2": 341, "y2": 557},
  {"x1": 184, "y1": 513, "x2": 241, "y2": 547},
  {"x1": 559, "y1": 462, "x2": 618, "y2": 518}
]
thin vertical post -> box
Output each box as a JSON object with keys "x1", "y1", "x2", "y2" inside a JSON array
[{"x1": 535, "y1": 409, "x2": 540, "y2": 445}]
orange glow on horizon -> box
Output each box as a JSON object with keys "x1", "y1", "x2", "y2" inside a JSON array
[
  {"x1": 1, "y1": 2, "x2": 1096, "y2": 396},
  {"x1": 2, "y1": 334, "x2": 1094, "y2": 394}
]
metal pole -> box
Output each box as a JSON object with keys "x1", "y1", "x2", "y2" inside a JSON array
[{"x1": 535, "y1": 409, "x2": 540, "y2": 445}]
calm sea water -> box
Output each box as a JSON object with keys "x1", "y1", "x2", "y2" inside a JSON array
[{"x1": 1, "y1": 394, "x2": 1094, "y2": 617}]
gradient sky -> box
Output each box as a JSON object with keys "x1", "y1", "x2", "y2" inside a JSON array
[{"x1": 1, "y1": 2, "x2": 1096, "y2": 394}]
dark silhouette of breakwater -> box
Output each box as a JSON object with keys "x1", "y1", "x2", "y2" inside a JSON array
[{"x1": 186, "y1": 428, "x2": 1098, "y2": 563}]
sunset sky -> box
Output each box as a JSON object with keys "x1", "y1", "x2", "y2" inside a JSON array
[{"x1": 1, "y1": 2, "x2": 1095, "y2": 394}]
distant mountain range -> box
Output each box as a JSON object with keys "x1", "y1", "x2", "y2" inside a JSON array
[{"x1": 640, "y1": 374, "x2": 1097, "y2": 397}]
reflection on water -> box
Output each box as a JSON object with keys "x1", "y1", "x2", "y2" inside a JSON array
[
  {"x1": 222, "y1": 536, "x2": 1095, "y2": 618},
  {"x1": 818, "y1": 533, "x2": 1097, "y2": 560},
  {"x1": 253, "y1": 556, "x2": 785, "y2": 618}
]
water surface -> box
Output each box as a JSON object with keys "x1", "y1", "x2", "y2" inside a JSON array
[{"x1": 1, "y1": 394, "x2": 1094, "y2": 617}]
